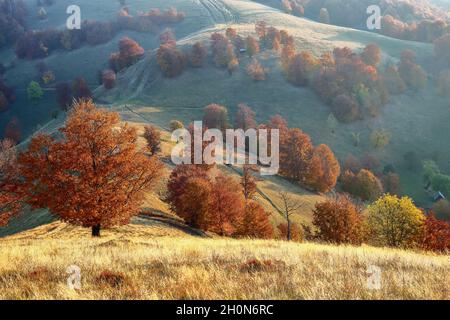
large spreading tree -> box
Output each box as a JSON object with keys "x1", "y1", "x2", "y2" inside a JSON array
[{"x1": 18, "y1": 100, "x2": 163, "y2": 236}]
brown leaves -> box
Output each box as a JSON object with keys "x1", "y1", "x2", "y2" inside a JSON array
[{"x1": 18, "y1": 100, "x2": 163, "y2": 232}]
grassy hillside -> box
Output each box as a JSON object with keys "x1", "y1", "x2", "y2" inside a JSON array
[
  {"x1": 0, "y1": 221, "x2": 448, "y2": 300},
  {"x1": 96, "y1": 0, "x2": 449, "y2": 207}
]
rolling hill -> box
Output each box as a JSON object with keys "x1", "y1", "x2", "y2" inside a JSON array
[{"x1": 1, "y1": 0, "x2": 450, "y2": 237}]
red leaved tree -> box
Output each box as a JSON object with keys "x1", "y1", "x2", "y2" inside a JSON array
[
  {"x1": 421, "y1": 212, "x2": 450, "y2": 252},
  {"x1": 313, "y1": 195, "x2": 365, "y2": 244},
  {"x1": 18, "y1": 100, "x2": 163, "y2": 236}
]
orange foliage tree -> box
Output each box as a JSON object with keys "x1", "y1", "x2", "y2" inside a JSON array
[
  {"x1": 313, "y1": 195, "x2": 364, "y2": 244},
  {"x1": 18, "y1": 100, "x2": 163, "y2": 236},
  {"x1": 166, "y1": 165, "x2": 211, "y2": 228},
  {"x1": 237, "y1": 200, "x2": 273, "y2": 239},
  {"x1": 209, "y1": 174, "x2": 245, "y2": 236},
  {"x1": 143, "y1": 125, "x2": 161, "y2": 156},
  {"x1": 421, "y1": 212, "x2": 450, "y2": 252},
  {"x1": 109, "y1": 37, "x2": 145, "y2": 72},
  {"x1": 247, "y1": 58, "x2": 266, "y2": 81},
  {"x1": 246, "y1": 36, "x2": 260, "y2": 57},
  {"x1": 279, "y1": 128, "x2": 313, "y2": 181},
  {"x1": 307, "y1": 144, "x2": 341, "y2": 193}
]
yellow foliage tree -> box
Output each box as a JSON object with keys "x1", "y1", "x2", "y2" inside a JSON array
[{"x1": 368, "y1": 195, "x2": 425, "y2": 248}]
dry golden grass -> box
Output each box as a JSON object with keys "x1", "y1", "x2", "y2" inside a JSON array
[{"x1": 0, "y1": 222, "x2": 448, "y2": 300}]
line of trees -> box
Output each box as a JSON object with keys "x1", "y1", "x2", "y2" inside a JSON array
[
  {"x1": 280, "y1": 0, "x2": 450, "y2": 43},
  {"x1": 312, "y1": 193, "x2": 450, "y2": 252},
  {"x1": 13, "y1": 6, "x2": 185, "y2": 60},
  {"x1": 167, "y1": 164, "x2": 273, "y2": 238}
]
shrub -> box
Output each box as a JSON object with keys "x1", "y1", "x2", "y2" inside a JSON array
[{"x1": 368, "y1": 195, "x2": 424, "y2": 248}]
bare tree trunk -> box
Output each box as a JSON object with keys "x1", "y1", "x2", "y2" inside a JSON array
[
  {"x1": 92, "y1": 224, "x2": 101, "y2": 237},
  {"x1": 287, "y1": 217, "x2": 291, "y2": 241}
]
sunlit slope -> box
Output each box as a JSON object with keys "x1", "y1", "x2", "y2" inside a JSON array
[{"x1": 0, "y1": 223, "x2": 448, "y2": 299}]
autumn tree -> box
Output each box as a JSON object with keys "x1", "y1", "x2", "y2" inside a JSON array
[
  {"x1": 209, "y1": 174, "x2": 245, "y2": 236},
  {"x1": 421, "y1": 212, "x2": 450, "y2": 252},
  {"x1": 279, "y1": 191, "x2": 302, "y2": 241},
  {"x1": 342, "y1": 169, "x2": 383, "y2": 201},
  {"x1": 313, "y1": 195, "x2": 364, "y2": 244},
  {"x1": 287, "y1": 51, "x2": 319, "y2": 86},
  {"x1": 277, "y1": 222, "x2": 302, "y2": 242},
  {"x1": 281, "y1": 37, "x2": 296, "y2": 73},
  {"x1": 203, "y1": 103, "x2": 228, "y2": 132},
  {"x1": 0, "y1": 139, "x2": 21, "y2": 226},
  {"x1": 109, "y1": 37, "x2": 145, "y2": 72},
  {"x1": 157, "y1": 41, "x2": 186, "y2": 78},
  {"x1": 72, "y1": 77, "x2": 92, "y2": 101},
  {"x1": 166, "y1": 165, "x2": 211, "y2": 229},
  {"x1": 189, "y1": 42, "x2": 208, "y2": 68},
  {"x1": 247, "y1": 58, "x2": 266, "y2": 81},
  {"x1": 307, "y1": 144, "x2": 340, "y2": 193},
  {"x1": 143, "y1": 125, "x2": 161, "y2": 156},
  {"x1": 18, "y1": 100, "x2": 163, "y2": 237},
  {"x1": 235, "y1": 103, "x2": 256, "y2": 131},
  {"x1": 361, "y1": 44, "x2": 381, "y2": 67},
  {"x1": 279, "y1": 128, "x2": 313, "y2": 182},
  {"x1": 237, "y1": 200, "x2": 273, "y2": 239},
  {"x1": 368, "y1": 195, "x2": 425, "y2": 248},
  {"x1": 246, "y1": 36, "x2": 260, "y2": 57}
]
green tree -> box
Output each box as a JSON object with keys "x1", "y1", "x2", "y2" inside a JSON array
[
  {"x1": 368, "y1": 195, "x2": 425, "y2": 248},
  {"x1": 27, "y1": 81, "x2": 44, "y2": 102}
]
